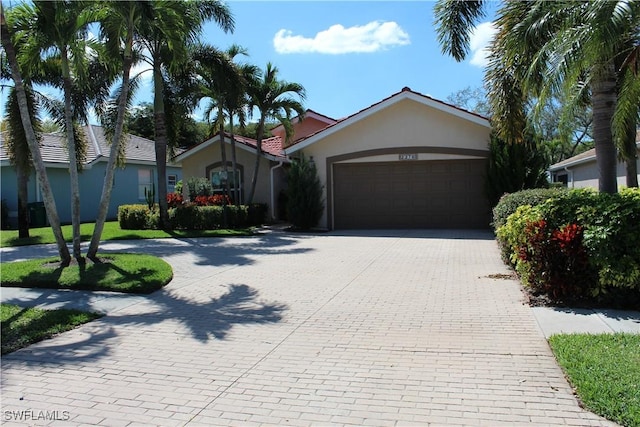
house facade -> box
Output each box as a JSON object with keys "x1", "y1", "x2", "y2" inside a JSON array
[
  {"x1": 0, "y1": 125, "x2": 181, "y2": 226},
  {"x1": 175, "y1": 110, "x2": 337, "y2": 220},
  {"x1": 284, "y1": 87, "x2": 492, "y2": 230},
  {"x1": 549, "y1": 135, "x2": 640, "y2": 189},
  {"x1": 177, "y1": 89, "x2": 491, "y2": 229}
]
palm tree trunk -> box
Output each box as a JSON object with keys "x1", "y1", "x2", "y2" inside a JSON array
[
  {"x1": 623, "y1": 118, "x2": 638, "y2": 188},
  {"x1": 218, "y1": 104, "x2": 229, "y2": 227},
  {"x1": 16, "y1": 161, "x2": 29, "y2": 238},
  {"x1": 61, "y1": 48, "x2": 82, "y2": 260},
  {"x1": 87, "y1": 40, "x2": 134, "y2": 259},
  {"x1": 0, "y1": 8, "x2": 70, "y2": 265},
  {"x1": 591, "y1": 66, "x2": 618, "y2": 194},
  {"x1": 246, "y1": 119, "x2": 265, "y2": 205},
  {"x1": 229, "y1": 114, "x2": 240, "y2": 205},
  {"x1": 153, "y1": 60, "x2": 169, "y2": 229}
]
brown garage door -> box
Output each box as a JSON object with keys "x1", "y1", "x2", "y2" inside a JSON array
[{"x1": 333, "y1": 160, "x2": 490, "y2": 229}]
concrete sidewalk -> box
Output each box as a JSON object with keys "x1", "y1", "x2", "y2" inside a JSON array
[{"x1": 0, "y1": 231, "x2": 631, "y2": 426}]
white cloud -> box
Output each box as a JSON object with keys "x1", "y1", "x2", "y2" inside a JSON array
[
  {"x1": 468, "y1": 21, "x2": 497, "y2": 67},
  {"x1": 273, "y1": 21, "x2": 410, "y2": 55}
]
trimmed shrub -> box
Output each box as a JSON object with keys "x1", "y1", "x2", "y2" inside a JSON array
[
  {"x1": 496, "y1": 188, "x2": 640, "y2": 306},
  {"x1": 118, "y1": 205, "x2": 153, "y2": 229},
  {"x1": 186, "y1": 177, "x2": 213, "y2": 201},
  {"x1": 286, "y1": 155, "x2": 324, "y2": 230},
  {"x1": 492, "y1": 187, "x2": 566, "y2": 229},
  {"x1": 496, "y1": 204, "x2": 543, "y2": 265}
]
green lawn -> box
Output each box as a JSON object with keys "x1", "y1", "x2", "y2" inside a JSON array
[
  {"x1": 1, "y1": 303, "x2": 102, "y2": 355},
  {"x1": 1, "y1": 253, "x2": 173, "y2": 294},
  {"x1": 549, "y1": 333, "x2": 640, "y2": 427},
  {"x1": 0, "y1": 221, "x2": 253, "y2": 247}
]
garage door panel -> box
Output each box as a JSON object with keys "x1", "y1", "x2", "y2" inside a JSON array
[{"x1": 333, "y1": 160, "x2": 490, "y2": 229}]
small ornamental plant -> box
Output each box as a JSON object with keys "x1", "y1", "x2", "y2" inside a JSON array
[{"x1": 167, "y1": 193, "x2": 184, "y2": 208}]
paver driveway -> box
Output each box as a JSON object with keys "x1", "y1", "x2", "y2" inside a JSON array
[{"x1": 1, "y1": 230, "x2": 614, "y2": 426}]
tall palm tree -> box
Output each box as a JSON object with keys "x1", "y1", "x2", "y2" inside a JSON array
[
  {"x1": 4, "y1": 87, "x2": 38, "y2": 238},
  {"x1": 1, "y1": 6, "x2": 71, "y2": 264},
  {"x1": 226, "y1": 59, "x2": 259, "y2": 205},
  {"x1": 193, "y1": 44, "x2": 252, "y2": 204},
  {"x1": 12, "y1": 0, "x2": 99, "y2": 259},
  {"x1": 87, "y1": 1, "x2": 151, "y2": 260},
  {"x1": 246, "y1": 63, "x2": 306, "y2": 205},
  {"x1": 137, "y1": 0, "x2": 234, "y2": 229},
  {"x1": 434, "y1": 0, "x2": 640, "y2": 193}
]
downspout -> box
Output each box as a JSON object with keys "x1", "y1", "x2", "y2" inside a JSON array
[{"x1": 270, "y1": 161, "x2": 285, "y2": 220}]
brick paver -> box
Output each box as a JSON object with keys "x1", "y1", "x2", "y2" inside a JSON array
[{"x1": 1, "y1": 230, "x2": 615, "y2": 426}]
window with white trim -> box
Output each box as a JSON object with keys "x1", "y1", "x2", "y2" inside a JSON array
[
  {"x1": 168, "y1": 174, "x2": 177, "y2": 193},
  {"x1": 138, "y1": 169, "x2": 153, "y2": 200},
  {"x1": 210, "y1": 168, "x2": 242, "y2": 203}
]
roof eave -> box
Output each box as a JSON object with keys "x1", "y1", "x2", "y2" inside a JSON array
[{"x1": 285, "y1": 91, "x2": 491, "y2": 155}]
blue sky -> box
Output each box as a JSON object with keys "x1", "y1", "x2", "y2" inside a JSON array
[
  {"x1": 1, "y1": 1, "x2": 498, "y2": 124},
  {"x1": 134, "y1": 1, "x2": 499, "y2": 121}
]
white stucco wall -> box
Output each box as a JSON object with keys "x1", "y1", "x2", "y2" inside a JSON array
[
  {"x1": 293, "y1": 98, "x2": 491, "y2": 229},
  {"x1": 179, "y1": 141, "x2": 274, "y2": 207}
]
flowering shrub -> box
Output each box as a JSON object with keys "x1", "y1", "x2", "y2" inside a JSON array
[
  {"x1": 496, "y1": 188, "x2": 640, "y2": 307},
  {"x1": 518, "y1": 220, "x2": 594, "y2": 300},
  {"x1": 167, "y1": 193, "x2": 184, "y2": 208},
  {"x1": 193, "y1": 194, "x2": 231, "y2": 206}
]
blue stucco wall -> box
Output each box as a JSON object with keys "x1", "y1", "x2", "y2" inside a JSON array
[{"x1": 1, "y1": 162, "x2": 181, "y2": 226}]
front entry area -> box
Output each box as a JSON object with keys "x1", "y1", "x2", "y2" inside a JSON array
[{"x1": 332, "y1": 159, "x2": 490, "y2": 229}]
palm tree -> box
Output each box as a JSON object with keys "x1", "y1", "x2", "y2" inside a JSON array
[
  {"x1": 226, "y1": 60, "x2": 259, "y2": 205},
  {"x1": 246, "y1": 63, "x2": 306, "y2": 205},
  {"x1": 4, "y1": 87, "x2": 38, "y2": 238},
  {"x1": 192, "y1": 44, "x2": 239, "y2": 202},
  {"x1": 12, "y1": 0, "x2": 99, "y2": 259},
  {"x1": 434, "y1": 0, "x2": 640, "y2": 193},
  {"x1": 137, "y1": 0, "x2": 234, "y2": 229},
  {"x1": 87, "y1": 1, "x2": 151, "y2": 260},
  {"x1": 1, "y1": 6, "x2": 71, "y2": 264},
  {"x1": 193, "y1": 44, "x2": 254, "y2": 204}
]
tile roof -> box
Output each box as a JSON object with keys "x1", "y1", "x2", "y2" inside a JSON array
[
  {"x1": 1, "y1": 125, "x2": 173, "y2": 166},
  {"x1": 177, "y1": 131, "x2": 286, "y2": 161}
]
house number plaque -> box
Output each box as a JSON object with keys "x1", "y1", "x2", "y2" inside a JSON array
[{"x1": 399, "y1": 154, "x2": 417, "y2": 161}]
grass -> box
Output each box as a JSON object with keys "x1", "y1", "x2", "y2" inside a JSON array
[
  {"x1": 1, "y1": 303, "x2": 102, "y2": 355},
  {"x1": 549, "y1": 333, "x2": 640, "y2": 427},
  {"x1": 0, "y1": 221, "x2": 253, "y2": 247},
  {"x1": 1, "y1": 253, "x2": 173, "y2": 294}
]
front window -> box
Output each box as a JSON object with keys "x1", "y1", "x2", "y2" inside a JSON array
[
  {"x1": 210, "y1": 169, "x2": 242, "y2": 203},
  {"x1": 168, "y1": 174, "x2": 177, "y2": 193},
  {"x1": 138, "y1": 169, "x2": 153, "y2": 200}
]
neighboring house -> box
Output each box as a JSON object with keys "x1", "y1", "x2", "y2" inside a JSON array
[
  {"x1": 175, "y1": 109, "x2": 337, "y2": 220},
  {"x1": 284, "y1": 87, "x2": 492, "y2": 230},
  {"x1": 0, "y1": 125, "x2": 182, "y2": 226},
  {"x1": 549, "y1": 131, "x2": 640, "y2": 189}
]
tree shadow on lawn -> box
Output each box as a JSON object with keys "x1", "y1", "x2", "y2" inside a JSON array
[{"x1": 1, "y1": 282, "x2": 287, "y2": 365}]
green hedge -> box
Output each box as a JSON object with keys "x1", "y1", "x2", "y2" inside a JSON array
[
  {"x1": 492, "y1": 187, "x2": 567, "y2": 229},
  {"x1": 496, "y1": 188, "x2": 640, "y2": 307},
  {"x1": 118, "y1": 204, "x2": 267, "y2": 230}
]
